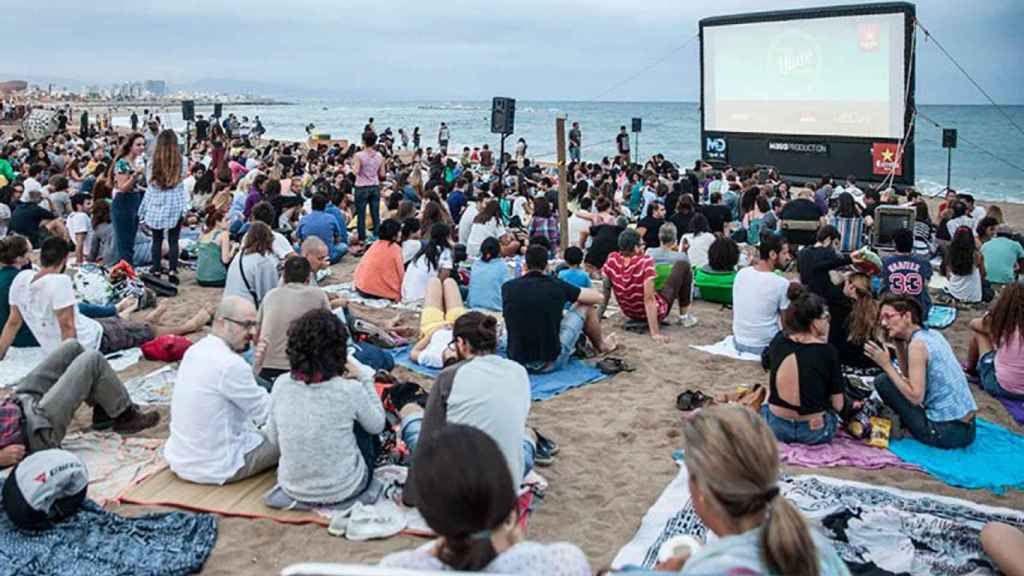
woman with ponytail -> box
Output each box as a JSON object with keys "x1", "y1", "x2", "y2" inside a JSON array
[
  {"x1": 668, "y1": 405, "x2": 849, "y2": 575},
  {"x1": 380, "y1": 424, "x2": 590, "y2": 574}
]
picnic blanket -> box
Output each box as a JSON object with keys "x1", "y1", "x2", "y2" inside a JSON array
[
  {"x1": 998, "y1": 397, "x2": 1024, "y2": 426},
  {"x1": 613, "y1": 457, "x2": 1024, "y2": 574},
  {"x1": 778, "y1": 430, "x2": 919, "y2": 471},
  {"x1": 0, "y1": 347, "x2": 142, "y2": 388},
  {"x1": 321, "y1": 282, "x2": 423, "y2": 313},
  {"x1": 925, "y1": 304, "x2": 958, "y2": 329},
  {"x1": 689, "y1": 336, "x2": 761, "y2": 362},
  {"x1": 388, "y1": 346, "x2": 607, "y2": 401},
  {"x1": 889, "y1": 418, "x2": 1024, "y2": 494},
  {"x1": 124, "y1": 365, "x2": 177, "y2": 405},
  {"x1": 60, "y1": 431, "x2": 165, "y2": 504},
  {"x1": 0, "y1": 499, "x2": 216, "y2": 576}
]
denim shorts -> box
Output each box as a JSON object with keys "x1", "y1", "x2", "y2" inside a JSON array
[
  {"x1": 978, "y1": 351, "x2": 1024, "y2": 400},
  {"x1": 761, "y1": 405, "x2": 839, "y2": 445},
  {"x1": 526, "y1": 308, "x2": 585, "y2": 373}
]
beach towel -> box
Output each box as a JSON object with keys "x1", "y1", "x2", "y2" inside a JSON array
[
  {"x1": 778, "y1": 430, "x2": 919, "y2": 471},
  {"x1": 613, "y1": 457, "x2": 1024, "y2": 575},
  {"x1": 889, "y1": 418, "x2": 1024, "y2": 494},
  {"x1": 689, "y1": 336, "x2": 761, "y2": 362},
  {"x1": 925, "y1": 304, "x2": 957, "y2": 329},
  {"x1": 998, "y1": 397, "x2": 1024, "y2": 427},
  {"x1": 322, "y1": 282, "x2": 423, "y2": 313},
  {"x1": 60, "y1": 431, "x2": 165, "y2": 504},
  {"x1": 0, "y1": 499, "x2": 216, "y2": 576},
  {"x1": 123, "y1": 365, "x2": 177, "y2": 405},
  {"x1": 388, "y1": 346, "x2": 607, "y2": 401},
  {"x1": 0, "y1": 347, "x2": 142, "y2": 389}
]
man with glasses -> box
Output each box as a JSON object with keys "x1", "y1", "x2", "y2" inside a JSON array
[{"x1": 164, "y1": 296, "x2": 279, "y2": 484}]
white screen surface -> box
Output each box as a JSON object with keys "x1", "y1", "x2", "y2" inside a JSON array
[{"x1": 703, "y1": 12, "x2": 906, "y2": 138}]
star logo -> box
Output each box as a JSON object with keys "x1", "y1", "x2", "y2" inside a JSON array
[{"x1": 881, "y1": 149, "x2": 894, "y2": 162}]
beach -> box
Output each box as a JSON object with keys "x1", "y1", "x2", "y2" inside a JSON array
[{"x1": 91, "y1": 198, "x2": 1024, "y2": 574}]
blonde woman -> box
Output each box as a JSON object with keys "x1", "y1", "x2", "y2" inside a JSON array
[
  {"x1": 661, "y1": 405, "x2": 850, "y2": 575},
  {"x1": 139, "y1": 129, "x2": 188, "y2": 284}
]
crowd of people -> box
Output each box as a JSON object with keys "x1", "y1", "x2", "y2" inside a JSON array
[{"x1": 1, "y1": 109, "x2": 1023, "y2": 575}]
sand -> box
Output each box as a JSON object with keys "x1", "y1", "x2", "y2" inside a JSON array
[{"x1": 91, "y1": 199, "x2": 1024, "y2": 575}]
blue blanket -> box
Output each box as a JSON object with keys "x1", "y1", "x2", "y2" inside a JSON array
[
  {"x1": 925, "y1": 305, "x2": 957, "y2": 329},
  {"x1": 389, "y1": 347, "x2": 607, "y2": 401},
  {"x1": 0, "y1": 500, "x2": 217, "y2": 576},
  {"x1": 890, "y1": 418, "x2": 1024, "y2": 494}
]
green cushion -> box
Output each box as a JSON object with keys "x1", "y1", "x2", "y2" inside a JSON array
[{"x1": 694, "y1": 268, "x2": 738, "y2": 305}]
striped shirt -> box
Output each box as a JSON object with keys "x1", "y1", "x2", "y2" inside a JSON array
[{"x1": 602, "y1": 252, "x2": 667, "y2": 321}]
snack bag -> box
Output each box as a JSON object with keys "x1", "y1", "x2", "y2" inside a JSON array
[{"x1": 867, "y1": 416, "x2": 892, "y2": 448}]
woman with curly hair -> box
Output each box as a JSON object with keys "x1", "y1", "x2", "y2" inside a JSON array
[
  {"x1": 941, "y1": 226, "x2": 986, "y2": 303},
  {"x1": 262, "y1": 308, "x2": 385, "y2": 511}
]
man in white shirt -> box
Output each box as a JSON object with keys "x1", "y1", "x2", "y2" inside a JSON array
[
  {"x1": 731, "y1": 233, "x2": 794, "y2": 355},
  {"x1": 457, "y1": 190, "x2": 487, "y2": 246},
  {"x1": 0, "y1": 238, "x2": 211, "y2": 360},
  {"x1": 67, "y1": 193, "x2": 93, "y2": 264},
  {"x1": 165, "y1": 296, "x2": 279, "y2": 484}
]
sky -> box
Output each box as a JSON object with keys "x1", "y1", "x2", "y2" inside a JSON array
[{"x1": 5, "y1": 0, "x2": 1023, "y2": 104}]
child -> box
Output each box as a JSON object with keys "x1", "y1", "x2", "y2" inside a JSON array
[
  {"x1": 558, "y1": 246, "x2": 592, "y2": 290},
  {"x1": 67, "y1": 193, "x2": 93, "y2": 265}
]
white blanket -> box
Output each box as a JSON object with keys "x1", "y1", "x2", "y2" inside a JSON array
[{"x1": 689, "y1": 336, "x2": 761, "y2": 362}]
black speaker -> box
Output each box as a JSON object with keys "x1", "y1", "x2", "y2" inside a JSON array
[
  {"x1": 631, "y1": 117, "x2": 642, "y2": 133},
  {"x1": 491, "y1": 97, "x2": 516, "y2": 135},
  {"x1": 213, "y1": 103, "x2": 223, "y2": 119},
  {"x1": 942, "y1": 128, "x2": 957, "y2": 149},
  {"x1": 181, "y1": 100, "x2": 195, "y2": 122}
]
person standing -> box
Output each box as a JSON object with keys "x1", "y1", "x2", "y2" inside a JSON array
[
  {"x1": 351, "y1": 131, "x2": 385, "y2": 243},
  {"x1": 130, "y1": 110, "x2": 139, "y2": 132},
  {"x1": 616, "y1": 125, "x2": 630, "y2": 162},
  {"x1": 194, "y1": 114, "x2": 210, "y2": 143},
  {"x1": 437, "y1": 122, "x2": 450, "y2": 154},
  {"x1": 110, "y1": 133, "x2": 146, "y2": 265},
  {"x1": 140, "y1": 130, "x2": 189, "y2": 284},
  {"x1": 412, "y1": 126, "x2": 421, "y2": 150},
  {"x1": 568, "y1": 121, "x2": 582, "y2": 163}
]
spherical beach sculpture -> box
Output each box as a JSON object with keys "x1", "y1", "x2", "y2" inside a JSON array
[{"x1": 22, "y1": 109, "x2": 61, "y2": 142}]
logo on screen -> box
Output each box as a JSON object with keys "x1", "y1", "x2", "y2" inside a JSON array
[
  {"x1": 705, "y1": 137, "x2": 726, "y2": 161},
  {"x1": 859, "y1": 23, "x2": 881, "y2": 52},
  {"x1": 769, "y1": 30, "x2": 821, "y2": 84},
  {"x1": 871, "y1": 143, "x2": 903, "y2": 176}
]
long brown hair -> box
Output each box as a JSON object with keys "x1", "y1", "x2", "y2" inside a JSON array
[
  {"x1": 150, "y1": 129, "x2": 183, "y2": 189},
  {"x1": 683, "y1": 405, "x2": 820, "y2": 576},
  {"x1": 242, "y1": 222, "x2": 274, "y2": 255},
  {"x1": 107, "y1": 133, "x2": 144, "y2": 180},
  {"x1": 845, "y1": 272, "x2": 879, "y2": 345},
  {"x1": 990, "y1": 283, "x2": 1024, "y2": 348}
]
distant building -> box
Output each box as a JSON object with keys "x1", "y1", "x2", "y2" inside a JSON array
[
  {"x1": 144, "y1": 80, "x2": 167, "y2": 97},
  {"x1": 0, "y1": 80, "x2": 28, "y2": 94}
]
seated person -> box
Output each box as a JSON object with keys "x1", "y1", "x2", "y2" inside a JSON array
[
  {"x1": 797, "y1": 225, "x2": 854, "y2": 305},
  {"x1": 731, "y1": 233, "x2": 793, "y2": 355},
  {"x1": 400, "y1": 217, "x2": 422, "y2": 264},
  {"x1": 583, "y1": 214, "x2": 627, "y2": 273},
  {"x1": 980, "y1": 224, "x2": 1024, "y2": 285},
  {"x1": 829, "y1": 272, "x2": 879, "y2": 369},
  {"x1": 224, "y1": 222, "x2": 280, "y2": 307},
  {"x1": 296, "y1": 193, "x2": 347, "y2": 263},
  {"x1": 646, "y1": 405, "x2": 848, "y2": 574},
  {"x1": 880, "y1": 228, "x2": 933, "y2": 317},
  {"x1": 254, "y1": 256, "x2": 331, "y2": 383},
  {"x1": 467, "y1": 237, "x2": 510, "y2": 312},
  {"x1": 694, "y1": 235, "x2": 741, "y2": 305},
  {"x1": 352, "y1": 219, "x2": 404, "y2": 302},
  {"x1": 778, "y1": 187, "x2": 824, "y2": 247},
  {"x1": 557, "y1": 246, "x2": 592, "y2": 296},
  {"x1": 603, "y1": 228, "x2": 697, "y2": 343},
  {"x1": 763, "y1": 285, "x2": 846, "y2": 445},
  {"x1": 865, "y1": 295, "x2": 977, "y2": 449},
  {"x1": 941, "y1": 226, "x2": 987, "y2": 304},
  {"x1": 402, "y1": 222, "x2": 453, "y2": 303},
  {"x1": 263, "y1": 309, "x2": 385, "y2": 511},
  {"x1": 830, "y1": 192, "x2": 866, "y2": 253},
  {"x1": 645, "y1": 223, "x2": 688, "y2": 267},
  {"x1": 9, "y1": 188, "x2": 69, "y2": 248},
  {"x1": 0, "y1": 235, "x2": 38, "y2": 348},
  {"x1": 0, "y1": 237, "x2": 211, "y2": 360},
  {"x1": 194, "y1": 207, "x2": 234, "y2": 288},
  {"x1": 0, "y1": 340, "x2": 159, "y2": 468},
  {"x1": 636, "y1": 200, "x2": 665, "y2": 250},
  {"x1": 964, "y1": 284, "x2": 1024, "y2": 399},
  {"x1": 411, "y1": 277, "x2": 467, "y2": 368},
  {"x1": 503, "y1": 245, "x2": 616, "y2": 372},
  {"x1": 380, "y1": 424, "x2": 588, "y2": 573},
  {"x1": 680, "y1": 213, "x2": 714, "y2": 270},
  {"x1": 164, "y1": 297, "x2": 280, "y2": 484}
]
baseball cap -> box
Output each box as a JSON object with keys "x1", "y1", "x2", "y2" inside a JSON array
[{"x1": 2, "y1": 449, "x2": 88, "y2": 530}]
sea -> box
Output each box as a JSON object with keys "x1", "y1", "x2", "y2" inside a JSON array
[{"x1": 122, "y1": 101, "x2": 1024, "y2": 204}]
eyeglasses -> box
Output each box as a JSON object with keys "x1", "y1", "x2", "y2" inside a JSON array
[{"x1": 223, "y1": 317, "x2": 258, "y2": 330}]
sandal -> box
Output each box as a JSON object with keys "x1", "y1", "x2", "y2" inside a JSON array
[
  {"x1": 675, "y1": 390, "x2": 711, "y2": 412},
  {"x1": 596, "y1": 356, "x2": 635, "y2": 374}
]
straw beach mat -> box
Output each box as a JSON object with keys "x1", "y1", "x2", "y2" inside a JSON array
[{"x1": 119, "y1": 465, "x2": 329, "y2": 526}]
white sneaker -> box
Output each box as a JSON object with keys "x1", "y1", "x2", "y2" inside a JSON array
[
  {"x1": 344, "y1": 501, "x2": 406, "y2": 541},
  {"x1": 680, "y1": 314, "x2": 699, "y2": 328}
]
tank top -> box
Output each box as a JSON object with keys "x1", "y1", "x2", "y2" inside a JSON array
[
  {"x1": 354, "y1": 150, "x2": 383, "y2": 187},
  {"x1": 195, "y1": 231, "x2": 228, "y2": 284},
  {"x1": 948, "y1": 267, "x2": 982, "y2": 303},
  {"x1": 913, "y1": 329, "x2": 977, "y2": 422}
]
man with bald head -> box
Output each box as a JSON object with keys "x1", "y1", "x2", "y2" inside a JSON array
[
  {"x1": 301, "y1": 236, "x2": 347, "y2": 309},
  {"x1": 164, "y1": 296, "x2": 279, "y2": 484}
]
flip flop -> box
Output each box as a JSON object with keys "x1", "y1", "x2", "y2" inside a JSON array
[
  {"x1": 675, "y1": 390, "x2": 711, "y2": 412},
  {"x1": 596, "y1": 356, "x2": 634, "y2": 374}
]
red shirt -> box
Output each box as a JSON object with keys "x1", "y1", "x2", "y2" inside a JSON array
[{"x1": 602, "y1": 252, "x2": 668, "y2": 321}]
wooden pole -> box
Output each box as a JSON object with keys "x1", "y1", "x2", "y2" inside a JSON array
[{"x1": 556, "y1": 117, "x2": 568, "y2": 254}]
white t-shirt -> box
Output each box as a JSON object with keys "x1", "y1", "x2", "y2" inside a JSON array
[
  {"x1": 416, "y1": 327, "x2": 452, "y2": 368},
  {"x1": 568, "y1": 214, "x2": 591, "y2": 248},
  {"x1": 271, "y1": 231, "x2": 295, "y2": 260},
  {"x1": 67, "y1": 211, "x2": 92, "y2": 237},
  {"x1": 682, "y1": 232, "x2": 715, "y2": 270},
  {"x1": 731, "y1": 267, "x2": 790, "y2": 350},
  {"x1": 401, "y1": 239, "x2": 421, "y2": 264},
  {"x1": 9, "y1": 270, "x2": 103, "y2": 352},
  {"x1": 466, "y1": 220, "x2": 505, "y2": 259},
  {"x1": 458, "y1": 203, "x2": 479, "y2": 245},
  {"x1": 401, "y1": 248, "x2": 452, "y2": 302}
]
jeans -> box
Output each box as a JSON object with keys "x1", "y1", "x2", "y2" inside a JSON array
[
  {"x1": 354, "y1": 185, "x2": 381, "y2": 242},
  {"x1": 112, "y1": 191, "x2": 141, "y2": 265},
  {"x1": 329, "y1": 242, "x2": 349, "y2": 263},
  {"x1": 150, "y1": 223, "x2": 181, "y2": 273},
  {"x1": 875, "y1": 372, "x2": 976, "y2": 449},
  {"x1": 761, "y1": 405, "x2": 839, "y2": 445},
  {"x1": 525, "y1": 308, "x2": 586, "y2": 373},
  {"x1": 400, "y1": 414, "x2": 535, "y2": 478},
  {"x1": 78, "y1": 302, "x2": 118, "y2": 319},
  {"x1": 15, "y1": 340, "x2": 132, "y2": 452},
  {"x1": 351, "y1": 342, "x2": 395, "y2": 372},
  {"x1": 978, "y1": 351, "x2": 1024, "y2": 400},
  {"x1": 569, "y1": 146, "x2": 581, "y2": 162},
  {"x1": 734, "y1": 338, "x2": 767, "y2": 356}
]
